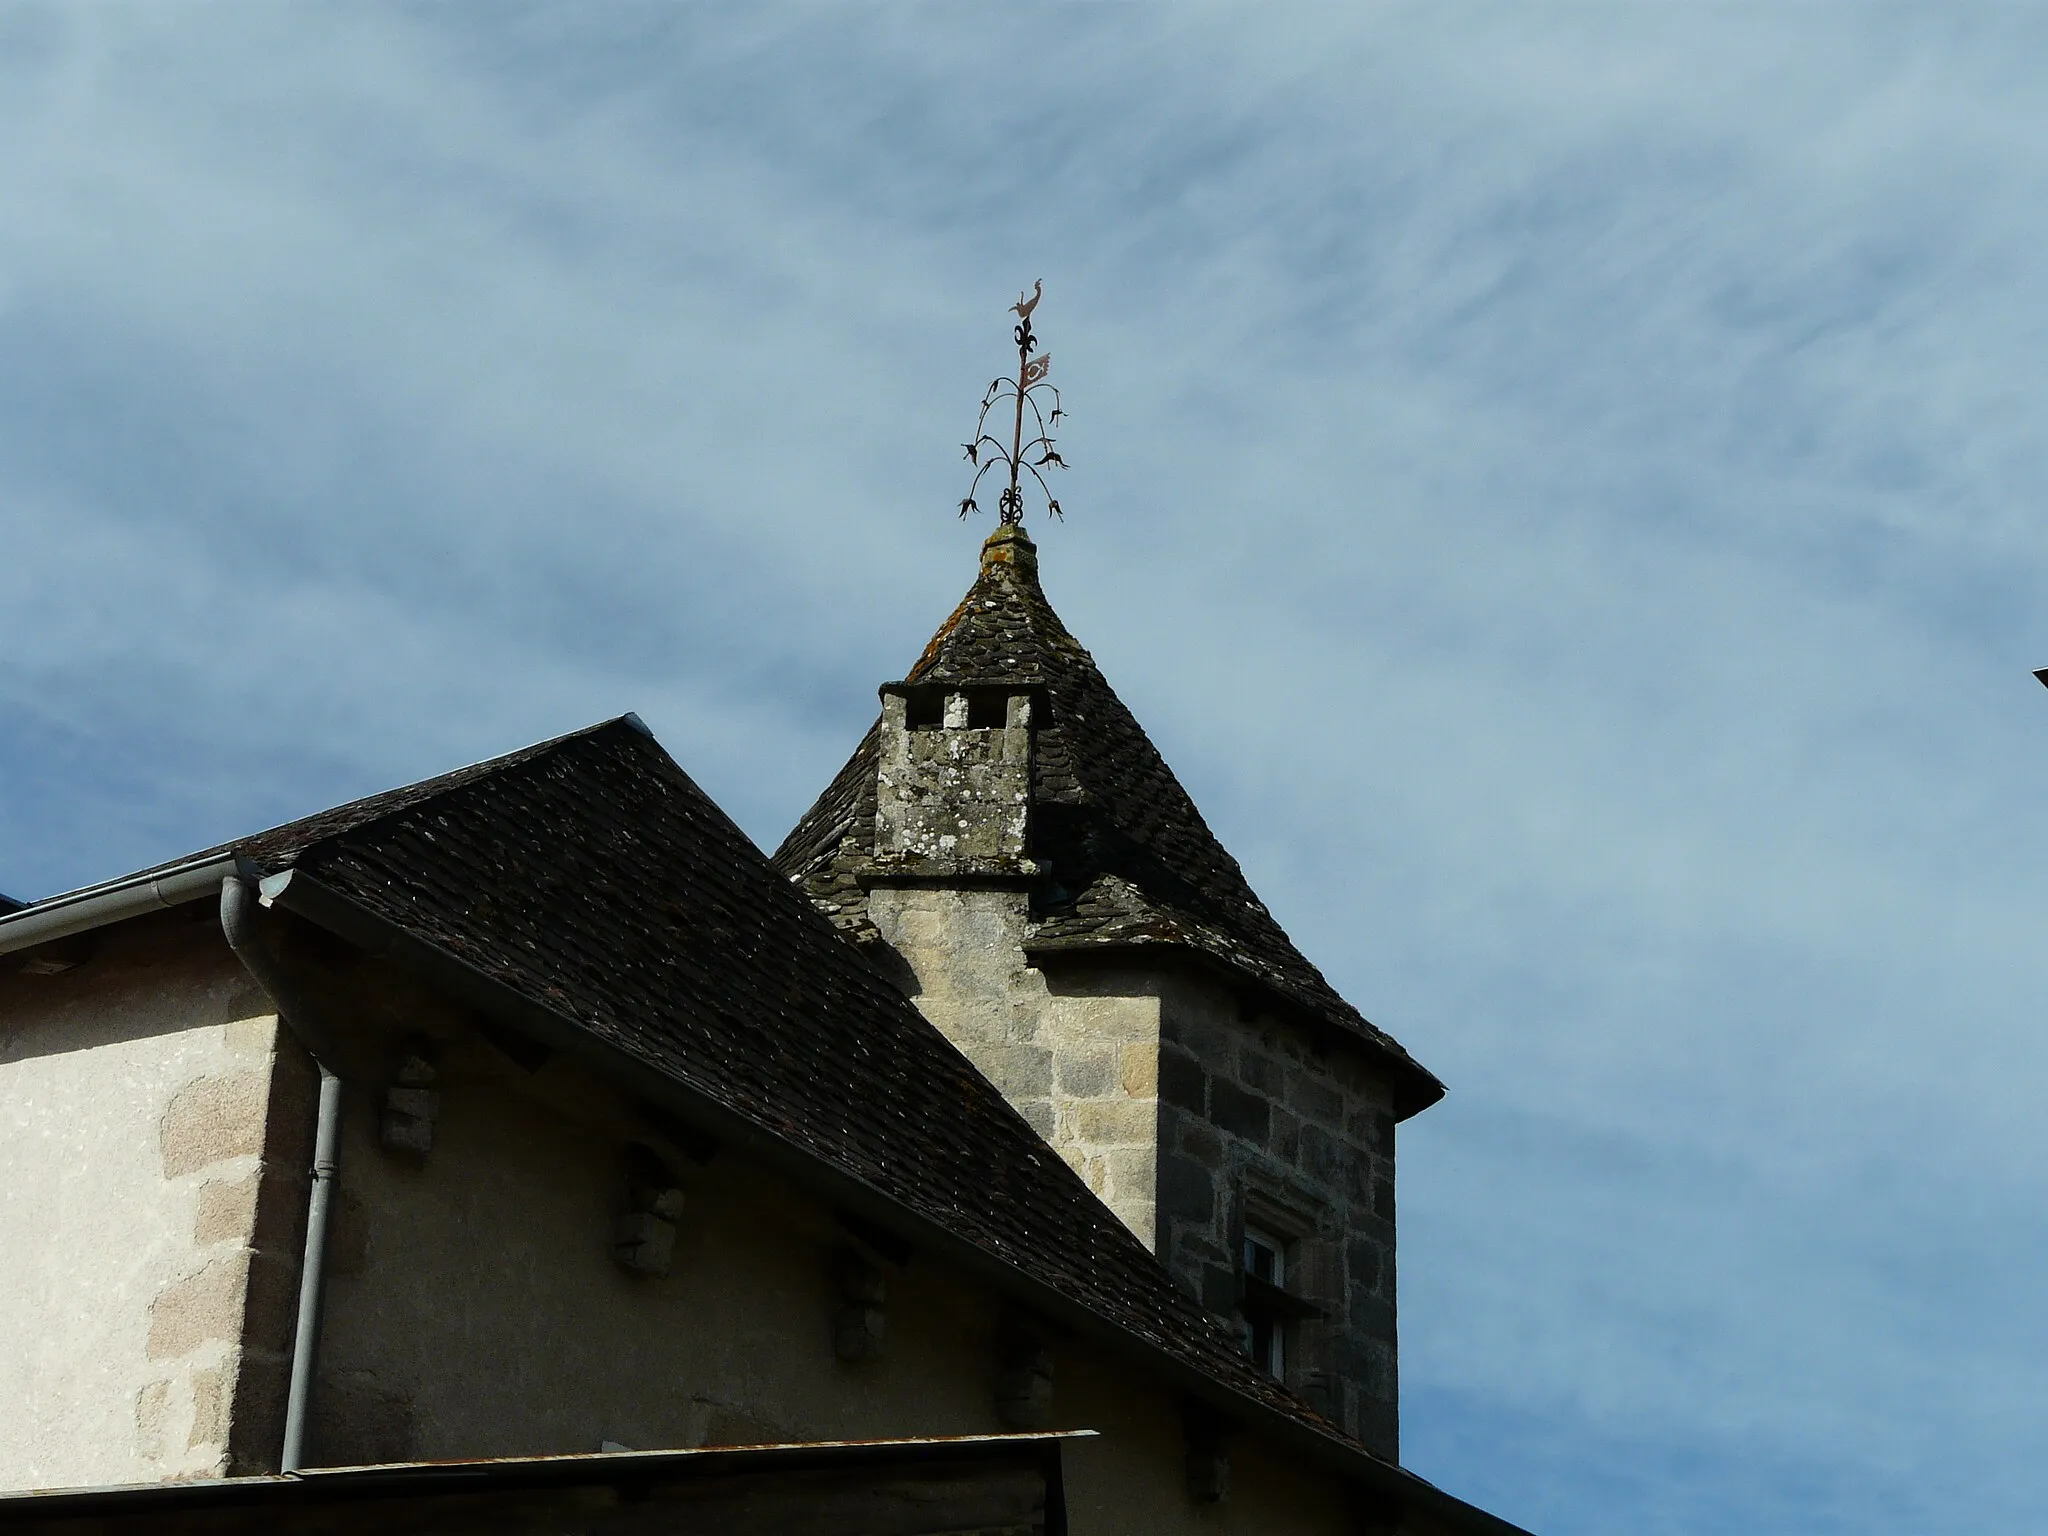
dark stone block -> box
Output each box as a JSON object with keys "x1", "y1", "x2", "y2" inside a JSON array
[
  {"x1": 1159, "y1": 1047, "x2": 1208, "y2": 1114},
  {"x1": 1373, "y1": 1171, "x2": 1396, "y2": 1223},
  {"x1": 1178, "y1": 1117, "x2": 1224, "y2": 1168},
  {"x1": 1334, "y1": 1333, "x2": 1395, "y2": 1387},
  {"x1": 1350, "y1": 1294, "x2": 1396, "y2": 1341},
  {"x1": 1200, "y1": 1262, "x2": 1240, "y2": 1315},
  {"x1": 1209, "y1": 1079, "x2": 1270, "y2": 1143},
  {"x1": 1352, "y1": 1394, "x2": 1399, "y2": 1462},
  {"x1": 1160, "y1": 1154, "x2": 1216, "y2": 1222},
  {"x1": 1345, "y1": 1148, "x2": 1376, "y2": 1205},
  {"x1": 1288, "y1": 1072, "x2": 1345, "y2": 1128},
  {"x1": 1270, "y1": 1107, "x2": 1302, "y2": 1166},
  {"x1": 1299, "y1": 1124, "x2": 1343, "y2": 1186},
  {"x1": 1238, "y1": 1049, "x2": 1283, "y2": 1097},
  {"x1": 1345, "y1": 1237, "x2": 1382, "y2": 1293}
]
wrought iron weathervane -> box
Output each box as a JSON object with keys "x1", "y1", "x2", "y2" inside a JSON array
[{"x1": 959, "y1": 280, "x2": 1067, "y2": 525}]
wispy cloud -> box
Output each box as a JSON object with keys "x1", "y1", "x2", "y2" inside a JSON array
[{"x1": 3, "y1": 6, "x2": 2045, "y2": 1529}]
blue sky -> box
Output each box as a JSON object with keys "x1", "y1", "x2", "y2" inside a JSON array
[{"x1": 5, "y1": 7, "x2": 2047, "y2": 1530}]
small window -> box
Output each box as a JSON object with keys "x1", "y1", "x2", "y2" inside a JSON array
[
  {"x1": 1243, "y1": 1229, "x2": 1287, "y2": 1378},
  {"x1": 966, "y1": 690, "x2": 1009, "y2": 729},
  {"x1": 904, "y1": 691, "x2": 945, "y2": 730}
]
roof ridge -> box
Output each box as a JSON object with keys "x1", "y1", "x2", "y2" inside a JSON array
[{"x1": 63, "y1": 717, "x2": 649, "y2": 902}]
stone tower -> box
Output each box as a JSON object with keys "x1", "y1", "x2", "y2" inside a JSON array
[{"x1": 775, "y1": 523, "x2": 1444, "y2": 1456}]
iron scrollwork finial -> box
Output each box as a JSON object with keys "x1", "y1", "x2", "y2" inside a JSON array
[{"x1": 958, "y1": 280, "x2": 1067, "y2": 526}]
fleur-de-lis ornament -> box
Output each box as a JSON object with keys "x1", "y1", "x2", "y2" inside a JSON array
[{"x1": 959, "y1": 282, "x2": 1068, "y2": 526}]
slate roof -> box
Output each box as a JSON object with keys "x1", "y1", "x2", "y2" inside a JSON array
[
  {"x1": 190, "y1": 720, "x2": 1377, "y2": 1451},
  {"x1": 775, "y1": 526, "x2": 1443, "y2": 1118}
]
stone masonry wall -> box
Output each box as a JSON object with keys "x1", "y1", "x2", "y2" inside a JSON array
[
  {"x1": 1153, "y1": 975, "x2": 1401, "y2": 1459},
  {"x1": 863, "y1": 889, "x2": 1400, "y2": 1454},
  {"x1": 864, "y1": 887, "x2": 1163, "y2": 1250}
]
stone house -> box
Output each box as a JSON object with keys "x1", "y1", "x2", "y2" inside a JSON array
[{"x1": 0, "y1": 525, "x2": 1527, "y2": 1535}]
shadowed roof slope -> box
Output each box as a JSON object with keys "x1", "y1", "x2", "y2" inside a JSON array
[
  {"x1": 215, "y1": 722, "x2": 1380, "y2": 1444},
  {"x1": 775, "y1": 526, "x2": 1443, "y2": 1118}
]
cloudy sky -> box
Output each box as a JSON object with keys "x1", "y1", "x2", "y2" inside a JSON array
[{"x1": 5, "y1": 6, "x2": 2047, "y2": 1530}]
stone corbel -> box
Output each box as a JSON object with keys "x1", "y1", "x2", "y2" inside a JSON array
[
  {"x1": 612, "y1": 1144, "x2": 685, "y2": 1277},
  {"x1": 378, "y1": 1040, "x2": 441, "y2": 1157}
]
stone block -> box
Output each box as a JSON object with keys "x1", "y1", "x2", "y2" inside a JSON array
[
  {"x1": 1159, "y1": 1154, "x2": 1215, "y2": 1222},
  {"x1": 1017, "y1": 1098, "x2": 1055, "y2": 1139},
  {"x1": 1066, "y1": 1097, "x2": 1155, "y2": 1146},
  {"x1": 1119, "y1": 1043, "x2": 1158, "y2": 1096},
  {"x1": 1352, "y1": 1396, "x2": 1399, "y2": 1462},
  {"x1": 148, "y1": 1253, "x2": 249, "y2": 1360},
  {"x1": 379, "y1": 1108, "x2": 435, "y2": 1156},
  {"x1": 1053, "y1": 1049, "x2": 1116, "y2": 1098},
  {"x1": 1237, "y1": 1049, "x2": 1283, "y2": 1097},
  {"x1": 1298, "y1": 1123, "x2": 1343, "y2": 1186},
  {"x1": 1116, "y1": 1200, "x2": 1157, "y2": 1252},
  {"x1": 1346, "y1": 1148, "x2": 1379, "y2": 1205},
  {"x1": 1170, "y1": 1011, "x2": 1233, "y2": 1067},
  {"x1": 1200, "y1": 1262, "x2": 1239, "y2": 1316},
  {"x1": 188, "y1": 1364, "x2": 231, "y2": 1452},
  {"x1": 1348, "y1": 1293, "x2": 1396, "y2": 1342},
  {"x1": 1101, "y1": 1146, "x2": 1156, "y2": 1199},
  {"x1": 1286, "y1": 1070, "x2": 1345, "y2": 1129},
  {"x1": 1345, "y1": 1236, "x2": 1383, "y2": 1293},
  {"x1": 1176, "y1": 1116, "x2": 1223, "y2": 1169},
  {"x1": 135, "y1": 1379, "x2": 173, "y2": 1462},
  {"x1": 194, "y1": 1171, "x2": 262, "y2": 1246},
  {"x1": 160, "y1": 1072, "x2": 269, "y2": 1179},
  {"x1": 383, "y1": 1087, "x2": 440, "y2": 1120},
  {"x1": 1208, "y1": 1079, "x2": 1270, "y2": 1143},
  {"x1": 1269, "y1": 1107, "x2": 1302, "y2": 1166},
  {"x1": 982, "y1": 1044, "x2": 1054, "y2": 1099},
  {"x1": 1158, "y1": 1047, "x2": 1207, "y2": 1113}
]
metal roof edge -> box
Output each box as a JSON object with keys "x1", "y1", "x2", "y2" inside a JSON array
[{"x1": 0, "y1": 854, "x2": 245, "y2": 960}]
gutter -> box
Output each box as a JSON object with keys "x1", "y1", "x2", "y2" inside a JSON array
[
  {"x1": 257, "y1": 867, "x2": 1531, "y2": 1536},
  {"x1": 0, "y1": 855, "x2": 241, "y2": 959},
  {"x1": 219, "y1": 875, "x2": 343, "y2": 1475}
]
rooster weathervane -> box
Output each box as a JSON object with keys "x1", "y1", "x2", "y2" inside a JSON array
[{"x1": 959, "y1": 280, "x2": 1067, "y2": 526}]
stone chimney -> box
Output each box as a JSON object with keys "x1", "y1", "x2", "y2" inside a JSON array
[{"x1": 873, "y1": 684, "x2": 1037, "y2": 877}]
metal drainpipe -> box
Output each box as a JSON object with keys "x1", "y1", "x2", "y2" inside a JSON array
[{"x1": 219, "y1": 874, "x2": 342, "y2": 1475}]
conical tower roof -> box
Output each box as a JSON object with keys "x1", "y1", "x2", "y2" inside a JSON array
[{"x1": 776, "y1": 525, "x2": 1443, "y2": 1118}]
